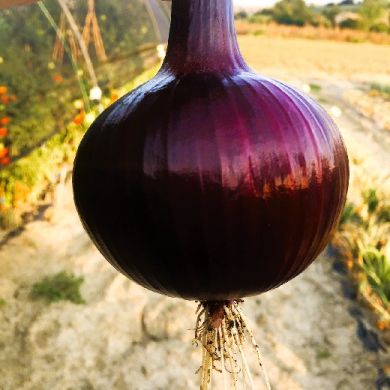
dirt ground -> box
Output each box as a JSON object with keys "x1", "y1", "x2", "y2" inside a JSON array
[
  {"x1": 239, "y1": 35, "x2": 390, "y2": 82},
  {"x1": 0, "y1": 36, "x2": 389, "y2": 389}
]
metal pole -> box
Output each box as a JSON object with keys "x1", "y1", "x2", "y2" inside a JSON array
[
  {"x1": 144, "y1": 0, "x2": 162, "y2": 43},
  {"x1": 57, "y1": 0, "x2": 99, "y2": 88}
]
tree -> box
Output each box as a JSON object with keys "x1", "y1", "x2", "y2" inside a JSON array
[
  {"x1": 271, "y1": 0, "x2": 314, "y2": 26},
  {"x1": 339, "y1": 18, "x2": 360, "y2": 29},
  {"x1": 322, "y1": 4, "x2": 341, "y2": 27},
  {"x1": 359, "y1": 0, "x2": 386, "y2": 30},
  {"x1": 234, "y1": 11, "x2": 248, "y2": 20}
]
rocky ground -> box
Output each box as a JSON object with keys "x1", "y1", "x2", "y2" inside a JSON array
[{"x1": 1, "y1": 37, "x2": 390, "y2": 390}]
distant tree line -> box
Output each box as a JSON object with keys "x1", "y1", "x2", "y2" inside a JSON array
[{"x1": 235, "y1": 0, "x2": 390, "y2": 32}]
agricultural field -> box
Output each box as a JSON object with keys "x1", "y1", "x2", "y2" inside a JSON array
[
  {"x1": 0, "y1": 32, "x2": 389, "y2": 389},
  {"x1": 238, "y1": 34, "x2": 390, "y2": 79},
  {"x1": 236, "y1": 22, "x2": 390, "y2": 45}
]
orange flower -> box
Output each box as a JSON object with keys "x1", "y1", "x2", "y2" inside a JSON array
[
  {"x1": 346, "y1": 258, "x2": 354, "y2": 270},
  {"x1": 0, "y1": 128, "x2": 8, "y2": 137},
  {"x1": 111, "y1": 93, "x2": 119, "y2": 102},
  {"x1": 13, "y1": 181, "x2": 29, "y2": 204},
  {"x1": 0, "y1": 95, "x2": 10, "y2": 105},
  {"x1": 73, "y1": 112, "x2": 84, "y2": 125},
  {"x1": 0, "y1": 156, "x2": 10, "y2": 166},
  {"x1": 377, "y1": 320, "x2": 389, "y2": 331},
  {"x1": 0, "y1": 117, "x2": 10, "y2": 126},
  {"x1": 53, "y1": 74, "x2": 63, "y2": 83},
  {"x1": 0, "y1": 86, "x2": 8, "y2": 95},
  {"x1": 0, "y1": 147, "x2": 9, "y2": 159}
]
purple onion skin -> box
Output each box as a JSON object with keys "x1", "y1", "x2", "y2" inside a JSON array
[{"x1": 73, "y1": 0, "x2": 349, "y2": 301}]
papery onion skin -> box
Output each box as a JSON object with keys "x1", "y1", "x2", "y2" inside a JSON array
[{"x1": 73, "y1": 0, "x2": 349, "y2": 301}]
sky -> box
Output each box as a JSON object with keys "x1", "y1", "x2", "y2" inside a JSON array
[{"x1": 233, "y1": 0, "x2": 340, "y2": 8}]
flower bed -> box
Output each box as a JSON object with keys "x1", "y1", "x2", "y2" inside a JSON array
[{"x1": 0, "y1": 65, "x2": 159, "y2": 229}]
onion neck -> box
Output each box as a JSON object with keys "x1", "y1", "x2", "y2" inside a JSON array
[{"x1": 162, "y1": 0, "x2": 248, "y2": 75}]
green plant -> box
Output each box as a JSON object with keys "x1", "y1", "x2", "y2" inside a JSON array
[
  {"x1": 322, "y1": 4, "x2": 341, "y2": 27},
  {"x1": 361, "y1": 248, "x2": 390, "y2": 307},
  {"x1": 309, "y1": 83, "x2": 321, "y2": 93},
  {"x1": 316, "y1": 349, "x2": 331, "y2": 359},
  {"x1": 253, "y1": 29, "x2": 265, "y2": 36},
  {"x1": 370, "y1": 83, "x2": 390, "y2": 101},
  {"x1": 334, "y1": 180, "x2": 390, "y2": 326},
  {"x1": 0, "y1": 0, "x2": 155, "y2": 160},
  {"x1": 378, "y1": 203, "x2": 390, "y2": 223},
  {"x1": 234, "y1": 11, "x2": 248, "y2": 20},
  {"x1": 271, "y1": 0, "x2": 314, "y2": 26},
  {"x1": 31, "y1": 271, "x2": 85, "y2": 304},
  {"x1": 359, "y1": 0, "x2": 386, "y2": 31},
  {"x1": 0, "y1": 207, "x2": 22, "y2": 229},
  {"x1": 369, "y1": 22, "x2": 389, "y2": 33},
  {"x1": 248, "y1": 14, "x2": 268, "y2": 24},
  {"x1": 339, "y1": 202, "x2": 361, "y2": 227},
  {"x1": 363, "y1": 188, "x2": 379, "y2": 214},
  {"x1": 0, "y1": 298, "x2": 5, "y2": 308},
  {"x1": 340, "y1": 18, "x2": 360, "y2": 29}
]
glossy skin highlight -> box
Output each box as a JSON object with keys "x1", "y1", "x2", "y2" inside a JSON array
[{"x1": 73, "y1": 0, "x2": 349, "y2": 301}]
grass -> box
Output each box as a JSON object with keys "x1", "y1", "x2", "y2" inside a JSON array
[
  {"x1": 31, "y1": 271, "x2": 85, "y2": 304},
  {"x1": 339, "y1": 202, "x2": 362, "y2": 227},
  {"x1": 369, "y1": 83, "x2": 390, "y2": 101},
  {"x1": 335, "y1": 185, "x2": 390, "y2": 328},
  {"x1": 361, "y1": 249, "x2": 390, "y2": 308},
  {"x1": 309, "y1": 83, "x2": 321, "y2": 93},
  {"x1": 316, "y1": 349, "x2": 331, "y2": 360},
  {"x1": 363, "y1": 188, "x2": 380, "y2": 214},
  {"x1": 252, "y1": 29, "x2": 265, "y2": 36}
]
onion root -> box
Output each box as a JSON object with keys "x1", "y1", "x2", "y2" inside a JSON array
[{"x1": 194, "y1": 300, "x2": 271, "y2": 390}]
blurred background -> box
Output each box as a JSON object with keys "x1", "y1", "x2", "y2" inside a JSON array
[{"x1": 0, "y1": 0, "x2": 389, "y2": 389}]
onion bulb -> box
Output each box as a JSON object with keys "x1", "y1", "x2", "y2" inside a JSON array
[{"x1": 73, "y1": 0, "x2": 349, "y2": 387}]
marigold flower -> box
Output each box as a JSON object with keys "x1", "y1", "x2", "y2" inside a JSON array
[
  {"x1": 0, "y1": 95, "x2": 10, "y2": 105},
  {"x1": 53, "y1": 74, "x2": 63, "y2": 83},
  {"x1": 0, "y1": 117, "x2": 10, "y2": 126},
  {"x1": 0, "y1": 147, "x2": 9, "y2": 159},
  {"x1": 0, "y1": 156, "x2": 10, "y2": 166},
  {"x1": 73, "y1": 112, "x2": 84, "y2": 125}
]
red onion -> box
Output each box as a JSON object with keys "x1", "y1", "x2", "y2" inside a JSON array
[{"x1": 73, "y1": 0, "x2": 349, "y2": 386}]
